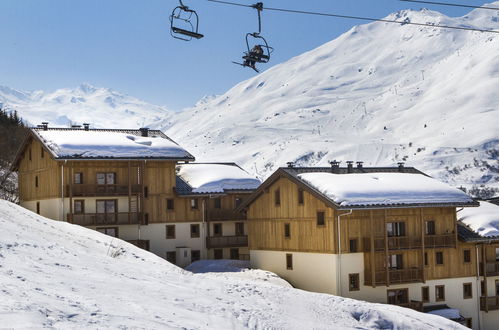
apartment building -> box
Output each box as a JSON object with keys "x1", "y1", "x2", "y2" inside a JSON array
[
  {"x1": 12, "y1": 124, "x2": 260, "y2": 267},
  {"x1": 238, "y1": 162, "x2": 499, "y2": 329}
]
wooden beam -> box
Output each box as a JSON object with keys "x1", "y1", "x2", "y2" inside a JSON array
[
  {"x1": 370, "y1": 210, "x2": 375, "y2": 288},
  {"x1": 384, "y1": 209, "x2": 389, "y2": 287}
]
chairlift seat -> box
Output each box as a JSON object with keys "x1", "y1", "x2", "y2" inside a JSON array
[{"x1": 171, "y1": 27, "x2": 204, "y2": 39}]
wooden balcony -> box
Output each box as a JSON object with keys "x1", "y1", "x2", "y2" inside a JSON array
[
  {"x1": 207, "y1": 209, "x2": 246, "y2": 221},
  {"x1": 363, "y1": 234, "x2": 455, "y2": 252},
  {"x1": 482, "y1": 262, "x2": 499, "y2": 276},
  {"x1": 206, "y1": 235, "x2": 248, "y2": 249},
  {"x1": 69, "y1": 212, "x2": 142, "y2": 226},
  {"x1": 126, "y1": 239, "x2": 150, "y2": 251},
  {"x1": 67, "y1": 184, "x2": 142, "y2": 197},
  {"x1": 396, "y1": 300, "x2": 424, "y2": 312},
  {"x1": 365, "y1": 268, "x2": 424, "y2": 286},
  {"x1": 480, "y1": 296, "x2": 499, "y2": 311}
]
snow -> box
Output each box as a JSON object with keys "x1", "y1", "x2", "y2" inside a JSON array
[
  {"x1": 0, "y1": 199, "x2": 466, "y2": 329},
  {"x1": 35, "y1": 129, "x2": 193, "y2": 159},
  {"x1": 297, "y1": 172, "x2": 474, "y2": 207},
  {"x1": 177, "y1": 163, "x2": 261, "y2": 193},
  {"x1": 459, "y1": 201, "x2": 499, "y2": 237},
  {"x1": 427, "y1": 308, "x2": 461, "y2": 320}
]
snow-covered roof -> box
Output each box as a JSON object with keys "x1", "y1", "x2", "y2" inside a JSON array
[
  {"x1": 458, "y1": 201, "x2": 499, "y2": 238},
  {"x1": 296, "y1": 171, "x2": 476, "y2": 208},
  {"x1": 176, "y1": 163, "x2": 261, "y2": 194},
  {"x1": 32, "y1": 128, "x2": 194, "y2": 160}
]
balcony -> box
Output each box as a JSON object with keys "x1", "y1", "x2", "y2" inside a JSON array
[
  {"x1": 363, "y1": 234, "x2": 455, "y2": 252},
  {"x1": 480, "y1": 296, "x2": 499, "y2": 311},
  {"x1": 67, "y1": 184, "x2": 142, "y2": 197},
  {"x1": 207, "y1": 209, "x2": 246, "y2": 221},
  {"x1": 126, "y1": 239, "x2": 150, "y2": 251},
  {"x1": 69, "y1": 212, "x2": 142, "y2": 226},
  {"x1": 206, "y1": 235, "x2": 248, "y2": 249},
  {"x1": 396, "y1": 300, "x2": 424, "y2": 312},
  {"x1": 365, "y1": 268, "x2": 424, "y2": 286},
  {"x1": 482, "y1": 262, "x2": 499, "y2": 276}
]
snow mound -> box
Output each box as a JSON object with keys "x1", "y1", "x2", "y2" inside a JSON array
[
  {"x1": 298, "y1": 172, "x2": 474, "y2": 207},
  {"x1": 459, "y1": 201, "x2": 499, "y2": 237},
  {"x1": 0, "y1": 200, "x2": 466, "y2": 329}
]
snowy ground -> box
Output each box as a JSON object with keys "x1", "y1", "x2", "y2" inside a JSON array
[{"x1": 0, "y1": 200, "x2": 465, "y2": 329}]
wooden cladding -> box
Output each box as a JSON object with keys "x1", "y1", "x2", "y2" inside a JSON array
[
  {"x1": 206, "y1": 235, "x2": 248, "y2": 249},
  {"x1": 69, "y1": 212, "x2": 141, "y2": 226}
]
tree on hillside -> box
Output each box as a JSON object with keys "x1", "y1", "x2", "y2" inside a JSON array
[{"x1": 0, "y1": 106, "x2": 28, "y2": 202}]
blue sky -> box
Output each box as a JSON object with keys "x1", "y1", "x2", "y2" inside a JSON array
[{"x1": 0, "y1": 0, "x2": 490, "y2": 110}]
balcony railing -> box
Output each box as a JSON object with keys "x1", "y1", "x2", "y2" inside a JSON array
[
  {"x1": 365, "y1": 268, "x2": 424, "y2": 286},
  {"x1": 480, "y1": 296, "x2": 499, "y2": 311},
  {"x1": 395, "y1": 300, "x2": 424, "y2": 312},
  {"x1": 483, "y1": 262, "x2": 499, "y2": 276},
  {"x1": 126, "y1": 239, "x2": 150, "y2": 251},
  {"x1": 69, "y1": 212, "x2": 141, "y2": 226},
  {"x1": 67, "y1": 184, "x2": 142, "y2": 197},
  {"x1": 363, "y1": 234, "x2": 455, "y2": 252},
  {"x1": 206, "y1": 235, "x2": 248, "y2": 249},
  {"x1": 207, "y1": 209, "x2": 246, "y2": 221}
]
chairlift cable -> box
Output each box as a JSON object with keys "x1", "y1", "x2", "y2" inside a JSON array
[
  {"x1": 399, "y1": 0, "x2": 499, "y2": 11},
  {"x1": 206, "y1": 0, "x2": 499, "y2": 34}
]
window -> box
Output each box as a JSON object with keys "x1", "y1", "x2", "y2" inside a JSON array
[
  {"x1": 386, "y1": 222, "x2": 405, "y2": 237},
  {"x1": 144, "y1": 213, "x2": 149, "y2": 225},
  {"x1": 286, "y1": 253, "x2": 293, "y2": 270},
  {"x1": 349, "y1": 239, "x2": 358, "y2": 253},
  {"x1": 235, "y1": 197, "x2": 243, "y2": 208},
  {"x1": 190, "y1": 224, "x2": 200, "y2": 238},
  {"x1": 214, "y1": 198, "x2": 221, "y2": 209},
  {"x1": 96, "y1": 227, "x2": 118, "y2": 237},
  {"x1": 388, "y1": 254, "x2": 403, "y2": 270},
  {"x1": 190, "y1": 198, "x2": 198, "y2": 210},
  {"x1": 213, "y1": 223, "x2": 223, "y2": 237},
  {"x1": 435, "y1": 285, "x2": 445, "y2": 301},
  {"x1": 466, "y1": 318, "x2": 472, "y2": 329},
  {"x1": 41, "y1": 147, "x2": 44, "y2": 158},
  {"x1": 421, "y1": 286, "x2": 429, "y2": 303},
  {"x1": 317, "y1": 211, "x2": 325, "y2": 226},
  {"x1": 463, "y1": 283, "x2": 473, "y2": 299},
  {"x1": 166, "y1": 251, "x2": 176, "y2": 264},
  {"x1": 284, "y1": 223, "x2": 291, "y2": 238},
  {"x1": 96, "y1": 172, "x2": 116, "y2": 185},
  {"x1": 36, "y1": 202, "x2": 40, "y2": 215},
  {"x1": 435, "y1": 251, "x2": 444, "y2": 265},
  {"x1": 166, "y1": 199, "x2": 174, "y2": 210},
  {"x1": 166, "y1": 225, "x2": 176, "y2": 239},
  {"x1": 298, "y1": 188, "x2": 304, "y2": 205},
  {"x1": 191, "y1": 250, "x2": 201, "y2": 263},
  {"x1": 387, "y1": 289, "x2": 408, "y2": 305},
  {"x1": 495, "y1": 248, "x2": 499, "y2": 262},
  {"x1": 481, "y1": 280, "x2": 486, "y2": 296},
  {"x1": 74, "y1": 172, "x2": 83, "y2": 184},
  {"x1": 74, "y1": 200, "x2": 85, "y2": 214},
  {"x1": 29, "y1": 148, "x2": 32, "y2": 161},
  {"x1": 424, "y1": 252, "x2": 428, "y2": 266},
  {"x1": 230, "y1": 248, "x2": 240, "y2": 260},
  {"x1": 235, "y1": 222, "x2": 244, "y2": 236},
  {"x1": 96, "y1": 200, "x2": 116, "y2": 214},
  {"x1": 349, "y1": 273, "x2": 360, "y2": 291},
  {"x1": 463, "y1": 249, "x2": 471, "y2": 263},
  {"x1": 496, "y1": 280, "x2": 499, "y2": 296},
  {"x1": 275, "y1": 189, "x2": 281, "y2": 206},
  {"x1": 425, "y1": 220, "x2": 436, "y2": 235},
  {"x1": 35, "y1": 176, "x2": 38, "y2": 188},
  {"x1": 144, "y1": 187, "x2": 148, "y2": 198},
  {"x1": 214, "y1": 249, "x2": 223, "y2": 259}
]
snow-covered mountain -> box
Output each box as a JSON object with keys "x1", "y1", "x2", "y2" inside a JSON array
[
  {"x1": 0, "y1": 199, "x2": 465, "y2": 329},
  {"x1": 0, "y1": 84, "x2": 172, "y2": 129},
  {"x1": 1, "y1": 4, "x2": 498, "y2": 196},
  {"x1": 166, "y1": 4, "x2": 499, "y2": 196}
]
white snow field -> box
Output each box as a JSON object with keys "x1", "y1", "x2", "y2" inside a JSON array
[
  {"x1": 0, "y1": 200, "x2": 466, "y2": 329},
  {"x1": 459, "y1": 201, "x2": 499, "y2": 237}
]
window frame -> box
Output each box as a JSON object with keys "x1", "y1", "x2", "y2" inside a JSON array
[
  {"x1": 166, "y1": 251, "x2": 177, "y2": 264},
  {"x1": 96, "y1": 172, "x2": 116, "y2": 185},
  {"x1": 463, "y1": 249, "x2": 471, "y2": 263},
  {"x1": 190, "y1": 198, "x2": 198, "y2": 210},
  {"x1": 349, "y1": 273, "x2": 360, "y2": 291},
  {"x1": 74, "y1": 172, "x2": 83, "y2": 184},
  {"x1": 386, "y1": 221, "x2": 406, "y2": 237},
  {"x1": 166, "y1": 225, "x2": 176, "y2": 239},
  {"x1": 284, "y1": 223, "x2": 291, "y2": 239},
  {"x1": 286, "y1": 253, "x2": 293, "y2": 270},
  {"x1": 463, "y1": 282, "x2": 473, "y2": 299},
  {"x1": 235, "y1": 222, "x2": 245, "y2": 236},
  {"x1": 349, "y1": 238, "x2": 358, "y2": 253},
  {"x1": 214, "y1": 249, "x2": 223, "y2": 260},
  {"x1": 425, "y1": 220, "x2": 436, "y2": 235},
  {"x1": 213, "y1": 223, "x2": 223, "y2": 237},
  {"x1": 421, "y1": 286, "x2": 430, "y2": 303},
  {"x1": 166, "y1": 198, "x2": 175, "y2": 211},
  {"x1": 298, "y1": 188, "x2": 304, "y2": 205},
  {"x1": 435, "y1": 251, "x2": 444, "y2": 265},
  {"x1": 388, "y1": 254, "x2": 403, "y2": 270},
  {"x1": 316, "y1": 211, "x2": 325, "y2": 226},
  {"x1": 96, "y1": 227, "x2": 119, "y2": 237},
  {"x1": 435, "y1": 285, "x2": 445, "y2": 301},
  {"x1": 191, "y1": 250, "x2": 201, "y2": 263},
  {"x1": 213, "y1": 197, "x2": 222, "y2": 209},
  {"x1": 387, "y1": 288, "x2": 409, "y2": 305},
  {"x1": 230, "y1": 248, "x2": 240, "y2": 260},
  {"x1": 190, "y1": 224, "x2": 200, "y2": 238},
  {"x1": 274, "y1": 189, "x2": 281, "y2": 206},
  {"x1": 74, "y1": 200, "x2": 85, "y2": 214}
]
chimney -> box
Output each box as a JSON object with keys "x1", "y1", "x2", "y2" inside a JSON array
[
  {"x1": 41, "y1": 122, "x2": 48, "y2": 131},
  {"x1": 329, "y1": 160, "x2": 340, "y2": 174},
  {"x1": 347, "y1": 161, "x2": 354, "y2": 173},
  {"x1": 83, "y1": 123, "x2": 90, "y2": 131},
  {"x1": 398, "y1": 162, "x2": 405, "y2": 172},
  {"x1": 356, "y1": 161, "x2": 364, "y2": 170},
  {"x1": 139, "y1": 127, "x2": 150, "y2": 137},
  {"x1": 287, "y1": 162, "x2": 295, "y2": 168}
]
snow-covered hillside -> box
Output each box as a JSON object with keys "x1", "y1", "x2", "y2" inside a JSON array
[
  {"x1": 0, "y1": 200, "x2": 464, "y2": 329},
  {"x1": 0, "y1": 84, "x2": 172, "y2": 128},
  {"x1": 166, "y1": 4, "x2": 499, "y2": 196},
  {"x1": 1, "y1": 4, "x2": 498, "y2": 197}
]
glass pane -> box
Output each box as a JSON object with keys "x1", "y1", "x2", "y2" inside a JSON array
[
  {"x1": 74, "y1": 201, "x2": 83, "y2": 214},
  {"x1": 106, "y1": 200, "x2": 116, "y2": 213},
  {"x1": 386, "y1": 223, "x2": 393, "y2": 236},
  {"x1": 96, "y1": 201, "x2": 105, "y2": 213},
  {"x1": 106, "y1": 173, "x2": 115, "y2": 184},
  {"x1": 495, "y1": 248, "x2": 499, "y2": 261},
  {"x1": 74, "y1": 173, "x2": 82, "y2": 184},
  {"x1": 97, "y1": 173, "x2": 105, "y2": 184},
  {"x1": 106, "y1": 228, "x2": 117, "y2": 237}
]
